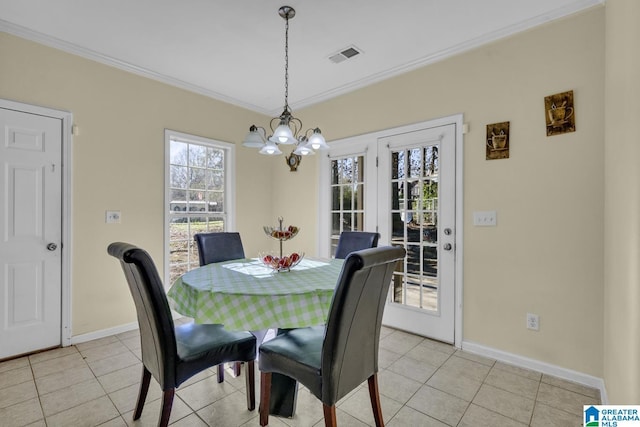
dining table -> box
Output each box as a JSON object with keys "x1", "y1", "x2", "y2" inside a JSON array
[{"x1": 167, "y1": 256, "x2": 345, "y2": 417}]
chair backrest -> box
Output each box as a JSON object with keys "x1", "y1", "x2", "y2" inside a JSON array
[
  {"x1": 194, "y1": 232, "x2": 245, "y2": 266},
  {"x1": 107, "y1": 242, "x2": 178, "y2": 390},
  {"x1": 334, "y1": 231, "x2": 380, "y2": 259},
  {"x1": 321, "y1": 245, "x2": 406, "y2": 405}
]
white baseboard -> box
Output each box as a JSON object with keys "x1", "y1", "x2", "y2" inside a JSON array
[
  {"x1": 69, "y1": 321, "x2": 139, "y2": 345},
  {"x1": 462, "y1": 340, "x2": 608, "y2": 404},
  {"x1": 68, "y1": 312, "x2": 187, "y2": 346}
]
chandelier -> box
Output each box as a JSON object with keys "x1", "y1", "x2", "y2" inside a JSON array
[{"x1": 242, "y1": 6, "x2": 329, "y2": 168}]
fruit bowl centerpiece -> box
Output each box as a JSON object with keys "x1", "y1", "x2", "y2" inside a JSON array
[
  {"x1": 262, "y1": 217, "x2": 301, "y2": 272},
  {"x1": 260, "y1": 252, "x2": 304, "y2": 272},
  {"x1": 263, "y1": 224, "x2": 299, "y2": 241}
]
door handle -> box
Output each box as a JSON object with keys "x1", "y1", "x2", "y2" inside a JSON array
[
  {"x1": 47, "y1": 243, "x2": 57, "y2": 251},
  {"x1": 443, "y1": 243, "x2": 452, "y2": 251}
]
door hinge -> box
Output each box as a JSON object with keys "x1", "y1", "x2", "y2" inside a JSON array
[{"x1": 376, "y1": 156, "x2": 379, "y2": 167}]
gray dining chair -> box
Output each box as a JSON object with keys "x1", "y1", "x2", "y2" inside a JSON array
[
  {"x1": 107, "y1": 242, "x2": 256, "y2": 427},
  {"x1": 194, "y1": 231, "x2": 247, "y2": 381},
  {"x1": 258, "y1": 245, "x2": 406, "y2": 427},
  {"x1": 334, "y1": 231, "x2": 380, "y2": 259}
]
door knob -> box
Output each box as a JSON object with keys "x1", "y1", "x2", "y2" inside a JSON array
[
  {"x1": 443, "y1": 243, "x2": 452, "y2": 251},
  {"x1": 47, "y1": 243, "x2": 57, "y2": 251}
]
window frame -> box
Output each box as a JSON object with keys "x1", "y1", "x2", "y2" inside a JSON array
[{"x1": 163, "y1": 129, "x2": 236, "y2": 287}]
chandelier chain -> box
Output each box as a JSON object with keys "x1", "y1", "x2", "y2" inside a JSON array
[
  {"x1": 242, "y1": 6, "x2": 328, "y2": 160},
  {"x1": 284, "y1": 13, "x2": 289, "y2": 110}
]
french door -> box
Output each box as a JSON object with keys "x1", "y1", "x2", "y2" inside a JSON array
[
  {"x1": 319, "y1": 116, "x2": 461, "y2": 344},
  {"x1": 378, "y1": 123, "x2": 457, "y2": 343}
]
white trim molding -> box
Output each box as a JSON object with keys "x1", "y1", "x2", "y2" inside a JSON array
[
  {"x1": 70, "y1": 322, "x2": 139, "y2": 346},
  {"x1": 70, "y1": 312, "x2": 184, "y2": 346},
  {"x1": 463, "y1": 340, "x2": 608, "y2": 404}
]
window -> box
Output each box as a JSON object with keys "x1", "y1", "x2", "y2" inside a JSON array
[{"x1": 164, "y1": 130, "x2": 235, "y2": 286}]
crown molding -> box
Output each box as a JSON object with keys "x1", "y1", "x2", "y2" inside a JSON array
[
  {"x1": 0, "y1": 19, "x2": 273, "y2": 115},
  {"x1": 1, "y1": 0, "x2": 603, "y2": 115},
  {"x1": 290, "y1": 0, "x2": 605, "y2": 111}
]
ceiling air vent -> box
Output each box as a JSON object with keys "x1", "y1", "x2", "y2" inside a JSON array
[{"x1": 329, "y1": 46, "x2": 362, "y2": 64}]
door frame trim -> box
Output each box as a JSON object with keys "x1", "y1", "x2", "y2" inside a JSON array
[
  {"x1": 1, "y1": 98, "x2": 73, "y2": 348},
  {"x1": 319, "y1": 114, "x2": 464, "y2": 348}
]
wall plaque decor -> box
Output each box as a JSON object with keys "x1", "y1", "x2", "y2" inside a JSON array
[
  {"x1": 486, "y1": 121, "x2": 510, "y2": 160},
  {"x1": 545, "y1": 90, "x2": 575, "y2": 136}
]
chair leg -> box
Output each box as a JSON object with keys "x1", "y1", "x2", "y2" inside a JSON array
[
  {"x1": 323, "y1": 404, "x2": 337, "y2": 427},
  {"x1": 217, "y1": 364, "x2": 225, "y2": 383},
  {"x1": 246, "y1": 360, "x2": 255, "y2": 410},
  {"x1": 234, "y1": 361, "x2": 242, "y2": 377},
  {"x1": 133, "y1": 367, "x2": 151, "y2": 420},
  {"x1": 367, "y1": 374, "x2": 385, "y2": 427},
  {"x1": 158, "y1": 388, "x2": 175, "y2": 427},
  {"x1": 259, "y1": 372, "x2": 272, "y2": 426}
]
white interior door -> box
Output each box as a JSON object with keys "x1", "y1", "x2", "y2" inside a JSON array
[
  {"x1": 0, "y1": 107, "x2": 63, "y2": 359},
  {"x1": 378, "y1": 123, "x2": 457, "y2": 343}
]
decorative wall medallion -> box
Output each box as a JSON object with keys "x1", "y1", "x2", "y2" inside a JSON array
[
  {"x1": 545, "y1": 90, "x2": 576, "y2": 136},
  {"x1": 285, "y1": 152, "x2": 301, "y2": 171},
  {"x1": 486, "y1": 121, "x2": 510, "y2": 160}
]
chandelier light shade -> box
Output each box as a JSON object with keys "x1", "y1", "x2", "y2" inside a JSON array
[{"x1": 242, "y1": 6, "x2": 329, "y2": 170}]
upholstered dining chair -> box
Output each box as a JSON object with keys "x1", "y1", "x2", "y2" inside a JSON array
[
  {"x1": 334, "y1": 231, "x2": 380, "y2": 259},
  {"x1": 107, "y1": 242, "x2": 256, "y2": 427},
  {"x1": 258, "y1": 245, "x2": 406, "y2": 427},
  {"x1": 194, "y1": 231, "x2": 246, "y2": 381}
]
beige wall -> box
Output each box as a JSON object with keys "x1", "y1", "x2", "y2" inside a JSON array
[
  {"x1": 0, "y1": 32, "x2": 275, "y2": 334},
  {"x1": 4, "y1": 2, "x2": 635, "y2": 398},
  {"x1": 604, "y1": 0, "x2": 640, "y2": 404},
  {"x1": 296, "y1": 7, "x2": 606, "y2": 377}
]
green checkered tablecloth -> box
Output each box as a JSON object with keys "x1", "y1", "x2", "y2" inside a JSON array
[{"x1": 167, "y1": 258, "x2": 344, "y2": 331}]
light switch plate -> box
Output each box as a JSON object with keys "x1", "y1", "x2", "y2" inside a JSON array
[{"x1": 473, "y1": 211, "x2": 497, "y2": 226}]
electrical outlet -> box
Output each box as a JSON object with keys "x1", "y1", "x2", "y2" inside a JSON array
[
  {"x1": 526, "y1": 313, "x2": 539, "y2": 331},
  {"x1": 105, "y1": 210, "x2": 121, "y2": 224}
]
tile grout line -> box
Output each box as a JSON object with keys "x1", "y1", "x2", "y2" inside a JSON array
[{"x1": 27, "y1": 355, "x2": 46, "y2": 427}]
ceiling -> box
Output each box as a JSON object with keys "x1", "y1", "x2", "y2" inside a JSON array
[{"x1": 0, "y1": 0, "x2": 602, "y2": 116}]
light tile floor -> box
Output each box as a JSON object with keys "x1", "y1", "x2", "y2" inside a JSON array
[{"x1": 0, "y1": 319, "x2": 600, "y2": 427}]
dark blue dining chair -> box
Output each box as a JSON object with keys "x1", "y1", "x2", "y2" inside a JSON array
[
  {"x1": 194, "y1": 231, "x2": 245, "y2": 264},
  {"x1": 258, "y1": 245, "x2": 406, "y2": 427},
  {"x1": 108, "y1": 242, "x2": 256, "y2": 427},
  {"x1": 334, "y1": 231, "x2": 380, "y2": 259}
]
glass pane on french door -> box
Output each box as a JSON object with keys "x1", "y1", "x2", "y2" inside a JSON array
[
  {"x1": 390, "y1": 146, "x2": 440, "y2": 312},
  {"x1": 329, "y1": 155, "x2": 365, "y2": 256}
]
